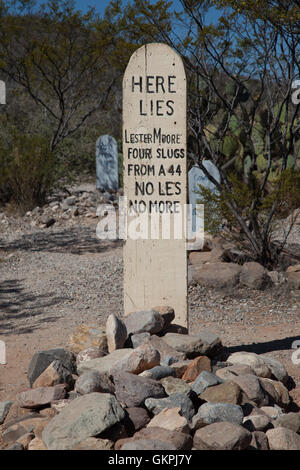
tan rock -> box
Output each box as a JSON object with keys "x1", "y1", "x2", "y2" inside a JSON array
[
  {"x1": 32, "y1": 360, "x2": 74, "y2": 390},
  {"x1": 17, "y1": 385, "x2": 66, "y2": 409},
  {"x1": 199, "y1": 381, "x2": 242, "y2": 405},
  {"x1": 111, "y1": 341, "x2": 160, "y2": 375},
  {"x1": 71, "y1": 438, "x2": 114, "y2": 450},
  {"x1": 115, "y1": 427, "x2": 192, "y2": 451},
  {"x1": 189, "y1": 246, "x2": 224, "y2": 265},
  {"x1": 69, "y1": 325, "x2": 107, "y2": 354},
  {"x1": 267, "y1": 427, "x2": 300, "y2": 450},
  {"x1": 39, "y1": 408, "x2": 57, "y2": 419},
  {"x1": 106, "y1": 314, "x2": 127, "y2": 353},
  {"x1": 287, "y1": 264, "x2": 300, "y2": 273},
  {"x1": 230, "y1": 374, "x2": 268, "y2": 406},
  {"x1": 17, "y1": 432, "x2": 35, "y2": 450},
  {"x1": 249, "y1": 431, "x2": 269, "y2": 450},
  {"x1": 192, "y1": 262, "x2": 241, "y2": 289},
  {"x1": 2, "y1": 416, "x2": 46, "y2": 444},
  {"x1": 286, "y1": 271, "x2": 300, "y2": 289},
  {"x1": 28, "y1": 437, "x2": 47, "y2": 450},
  {"x1": 194, "y1": 422, "x2": 252, "y2": 450},
  {"x1": 34, "y1": 420, "x2": 50, "y2": 439},
  {"x1": 227, "y1": 352, "x2": 271, "y2": 378},
  {"x1": 147, "y1": 407, "x2": 189, "y2": 434},
  {"x1": 260, "y1": 406, "x2": 282, "y2": 420},
  {"x1": 216, "y1": 364, "x2": 255, "y2": 381},
  {"x1": 259, "y1": 377, "x2": 290, "y2": 408},
  {"x1": 243, "y1": 414, "x2": 271, "y2": 432},
  {"x1": 240, "y1": 262, "x2": 269, "y2": 289}
]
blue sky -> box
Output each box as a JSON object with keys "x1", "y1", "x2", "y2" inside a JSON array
[
  {"x1": 74, "y1": 0, "x2": 220, "y2": 23},
  {"x1": 75, "y1": 0, "x2": 182, "y2": 15}
]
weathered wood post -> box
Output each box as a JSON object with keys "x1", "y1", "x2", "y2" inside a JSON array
[{"x1": 123, "y1": 43, "x2": 187, "y2": 328}]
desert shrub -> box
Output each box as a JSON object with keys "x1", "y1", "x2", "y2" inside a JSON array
[
  {"x1": 0, "y1": 133, "x2": 60, "y2": 213},
  {"x1": 196, "y1": 168, "x2": 300, "y2": 268}
]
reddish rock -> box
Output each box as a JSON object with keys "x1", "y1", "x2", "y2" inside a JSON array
[
  {"x1": 182, "y1": 356, "x2": 211, "y2": 382},
  {"x1": 125, "y1": 407, "x2": 151, "y2": 432}
]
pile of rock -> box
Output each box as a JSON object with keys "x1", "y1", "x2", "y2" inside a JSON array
[
  {"x1": 1, "y1": 308, "x2": 300, "y2": 450},
  {"x1": 25, "y1": 187, "x2": 121, "y2": 229},
  {"x1": 189, "y1": 237, "x2": 300, "y2": 294},
  {"x1": 0, "y1": 185, "x2": 121, "y2": 232}
]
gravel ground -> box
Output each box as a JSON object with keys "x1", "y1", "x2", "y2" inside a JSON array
[{"x1": 0, "y1": 203, "x2": 299, "y2": 403}]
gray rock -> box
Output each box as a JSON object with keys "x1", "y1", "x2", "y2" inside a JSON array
[
  {"x1": 144, "y1": 394, "x2": 195, "y2": 421},
  {"x1": 261, "y1": 355, "x2": 289, "y2": 384},
  {"x1": 113, "y1": 371, "x2": 166, "y2": 407},
  {"x1": 191, "y1": 371, "x2": 223, "y2": 395},
  {"x1": 77, "y1": 348, "x2": 133, "y2": 376},
  {"x1": 28, "y1": 348, "x2": 76, "y2": 387},
  {"x1": 144, "y1": 336, "x2": 185, "y2": 362},
  {"x1": 96, "y1": 135, "x2": 119, "y2": 192},
  {"x1": 75, "y1": 371, "x2": 105, "y2": 395},
  {"x1": 0, "y1": 401, "x2": 13, "y2": 425},
  {"x1": 76, "y1": 348, "x2": 106, "y2": 367},
  {"x1": 42, "y1": 393, "x2": 125, "y2": 450},
  {"x1": 131, "y1": 332, "x2": 150, "y2": 348},
  {"x1": 65, "y1": 196, "x2": 76, "y2": 206},
  {"x1": 142, "y1": 366, "x2": 176, "y2": 381},
  {"x1": 160, "y1": 355, "x2": 179, "y2": 366},
  {"x1": 124, "y1": 310, "x2": 164, "y2": 335},
  {"x1": 162, "y1": 330, "x2": 222, "y2": 359},
  {"x1": 192, "y1": 403, "x2": 244, "y2": 430},
  {"x1": 106, "y1": 314, "x2": 127, "y2": 353}
]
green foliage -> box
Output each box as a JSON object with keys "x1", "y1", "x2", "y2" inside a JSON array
[
  {"x1": 222, "y1": 134, "x2": 240, "y2": 158},
  {"x1": 0, "y1": 133, "x2": 60, "y2": 213},
  {"x1": 256, "y1": 154, "x2": 267, "y2": 171}
]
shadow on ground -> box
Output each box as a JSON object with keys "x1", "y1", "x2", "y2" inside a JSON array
[
  {"x1": 225, "y1": 337, "x2": 300, "y2": 356},
  {"x1": 0, "y1": 227, "x2": 124, "y2": 255},
  {"x1": 0, "y1": 279, "x2": 64, "y2": 335}
]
